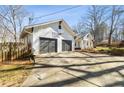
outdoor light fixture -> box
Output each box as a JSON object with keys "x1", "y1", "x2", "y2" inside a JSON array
[{"x1": 58, "y1": 21, "x2": 63, "y2": 35}]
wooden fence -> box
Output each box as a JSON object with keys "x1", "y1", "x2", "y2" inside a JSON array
[{"x1": 0, "y1": 43, "x2": 31, "y2": 63}]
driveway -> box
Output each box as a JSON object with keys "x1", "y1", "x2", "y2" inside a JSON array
[{"x1": 22, "y1": 51, "x2": 124, "y2": 87}]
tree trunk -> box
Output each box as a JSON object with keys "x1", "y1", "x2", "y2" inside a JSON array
[
  {"x1": 108, "y1": 33, "x2": 112, "y2": 47},
  {"x1": 14, "y1": 35, "x2": 17, "y2": 54},
  {"x1": 93, "y1": 34, "x2": 96, "y2": 48}
]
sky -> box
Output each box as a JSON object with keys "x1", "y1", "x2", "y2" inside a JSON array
[{"x1": 24, "y1": 5, "x2": 89, "y2": 27}]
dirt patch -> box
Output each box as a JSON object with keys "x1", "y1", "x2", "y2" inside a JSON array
[{"x1": 0, "y1": 60, "x2": 32, "y2": 87}]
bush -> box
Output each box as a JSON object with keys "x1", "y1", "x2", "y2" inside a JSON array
[
  {"x1": 110, "y1": 48, "x2": 124, "y2": 56},
  {"x1": 95, "y1": 47, "x2": 124, "y2": 56},
  {"x1": 119, "y1": 40, "x2": 124, "y2": 47},
  {"x1": 97, "y1": 42, "x2": 120, "y2": 47}
]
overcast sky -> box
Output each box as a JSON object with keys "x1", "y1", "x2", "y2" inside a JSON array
[{"x1": 24, "y1": 5, "x2": 89, "y2": 27}]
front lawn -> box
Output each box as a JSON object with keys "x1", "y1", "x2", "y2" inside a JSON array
[
  {"x1": 81, "y1": 47, "x2": 124, "y2": 56},
  {"x1": 95, "y1": 47, "x2": 124, "y2": 56},
  {"x1": 0, "y1": 61, "x2": 32, "y2": 87},
  {"x1": 95, "y1": 47, "x2": 110, "y2": 51}
]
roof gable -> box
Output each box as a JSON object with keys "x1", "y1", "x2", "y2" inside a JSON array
[{"x1": 20, "y1": 19, "x2": 76, "y2": 38}]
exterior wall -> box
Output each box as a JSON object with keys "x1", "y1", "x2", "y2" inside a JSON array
[
  {"x1": 80, "y1": 34, "x2": 94, "y2": 49},
  {"x1": 32, "y1": 22, "x2": 75, "y2": 55},
  {"x1": 59, "y1": 24, "x2": 75, "y2": 51},
  {"x1": 75, "y1": 40, "x2": 81, "y2": 48},
  {"x1": 81, "y1": 39, "x2": 93, "y2": 49},
  {"x1": 23, "y1": 34, "x2": 33, "y2": 46}
]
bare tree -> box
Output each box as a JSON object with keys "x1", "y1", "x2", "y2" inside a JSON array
[
  {"x1": 107, "y1": 6, "x2": 124, "y2": 46},
  {"x1": 72, "y1": 20, "x2": 88, "y2": 35},
  {"x1": 119, "y1": 21, "x2": 124, "y2": 40},
  {"x1": 0, "y1": 5, "x2": 28, "y2": 43},
  {"x1": 121, "y1": 23, "x2": 124, "y2": 40},
  {"x1": 85, "y1": 5, "x2": 108, "y2": 46}
]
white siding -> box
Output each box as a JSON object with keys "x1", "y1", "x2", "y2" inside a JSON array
[
  {"x1": 81, "y1": 34, "x2": 94, "y2": 49},
  {"x1": 23, "y1": 34, "x2": 33, "y2": 45}
]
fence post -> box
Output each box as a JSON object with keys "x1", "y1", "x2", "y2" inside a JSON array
[
  {"x1": 2, "y1": 50, "x2": 3, "y2": 63},
  {"x1": 15, "y1": 47, "x2": 17, "y2": 60},
  {"x1": 12, "y1": 51, "x2": 14, "y2": 60},
  {"x1": 18, "y1": 48, "x2": 19, "y2": 59},
  {"x1": 9, "y1": 43, "x2": 12, "y2": 61},
  {"x1": 5, "y1": 51, "x2": 6, "y2": 62}
]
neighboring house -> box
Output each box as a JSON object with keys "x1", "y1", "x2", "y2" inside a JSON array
[
  {"x1": 75, "y1": 33, "x2": 94, "y2": 49},
  {"x1": 20, "y1": 19, "x2": 76, "y2": 55}
]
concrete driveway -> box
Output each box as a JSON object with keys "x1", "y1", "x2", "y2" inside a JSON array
[{"x1": 22, "y1": 51, "x2": 124, "y2": 87}]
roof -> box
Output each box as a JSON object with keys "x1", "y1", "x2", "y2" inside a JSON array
[
  {"x1": 75, "y1": 32, "x2": 93, "y2": 41},
  {"x1": 24, "y1": 19, "x2": 62, "y2": 29},
  {"x1": 20, "y1": 19, "x2": 76, "y2": 38}
]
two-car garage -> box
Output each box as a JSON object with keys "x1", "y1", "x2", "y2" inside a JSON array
[
  {"x1": 21, "y1": 20, "x2": 75, "y2": 55},
  {"x1": 39, "y1": 37, "x2": 72, "y2": 53}
]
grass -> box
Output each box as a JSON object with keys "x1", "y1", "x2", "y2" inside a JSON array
[
  {"x1": 95, "y1": 47, "x2": 124, "y2": 51},
  {"x1": 0, "y1": 61, "x2": 32, "y2": 87},
  {"x1": 95, "y1": 47, "x2": 110, "y2": 51},
  {"x1": 80, "y1": 46, "x2": 124, "y2": 56},
  {"x1": 95, "y1": 47, "x2": 124, "y2": 56}
]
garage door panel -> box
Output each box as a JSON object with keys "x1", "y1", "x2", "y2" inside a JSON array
[
  {"x1": 40, "y1": 37, "x2": 57, "y2": 53},
  {"x1": 48, "y1": 41, "x2": 56, "y2": 52},
  {"x1": 62, "y1": 40, "x2": 72, "y2": 51},
  {"x1": 40, "y1": 40, "x2": 49, "y2": 53}
]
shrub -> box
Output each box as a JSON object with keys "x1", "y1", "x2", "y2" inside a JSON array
[
  {"x1": 119, "y1": 40, "x2": 124, "y2": 47},
  {"x1": 110, "y1": 48, "x2": 124, "y2": 56},
  {"x1": 97, "y1": 41, "x2": 120, "y2": 47},
  {"x1": 95, "y1": 47, "x2": 124, "y2": 56}
]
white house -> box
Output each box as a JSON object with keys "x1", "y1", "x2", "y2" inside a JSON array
[
  {"x1": 75, "y1": 33, "x2": 94, "y2": 49},
  {"x1": 20, "y1": 19, "x2": 76, "y2": 55}
]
